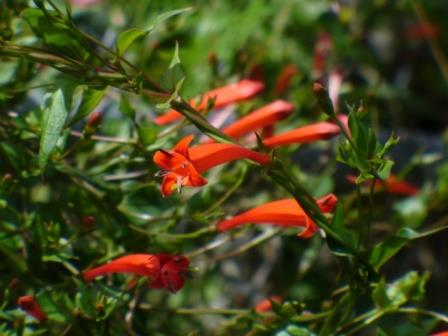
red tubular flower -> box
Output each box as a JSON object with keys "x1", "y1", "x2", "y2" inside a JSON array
[
  {"x1": 83, "y1": 254, "x2": 161, "y2": 280},
  {"x1": 346, "y1": 175, "x2": 419, "y2": 196},
  {"x1": 275, "y1": 64, "x2": 298, "y2": 95},
  {"x1": 154, "y1": 79, "x2": 265, "y2": 125},
  {"x1": 18, "y1": 295, "x2": 46, "y2": 322},
  {"x1": 206, "y1": 100, "x2": 294, "y2": 142},
  {"x1": 255, "y1": 296, "x2": 283, "y2": 312},
  {"x1": 262, "y1": 120, "x2": 341, "y2": 148},
  {"x1": 153, "y1": 135, "x2": 270, "y2": 197},
  {"x1": 217, "y1": 193, "x2": 337, "y2": 238},
  {"x1": 83, "y1": 254, "x2": 190, "y2": 293}
]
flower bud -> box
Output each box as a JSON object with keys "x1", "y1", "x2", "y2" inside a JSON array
[
  {"x1": 85, "y1": 111, "x2": 102, "y2": 133},
  {"x1": 313, "y1": 82, "x2": 335, "y2": 116}
]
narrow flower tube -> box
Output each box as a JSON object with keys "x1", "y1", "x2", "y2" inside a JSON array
[
  {"x1": 262, "y1": 121, "x2": 341, "y2": 148},
  {"x1": 346, "y1": 175, "x2": 419, "y2": 196},
  {"x1": 84, "y1": 254, "x2": 190, "y2": 293},
  {"x1": 154, "y1": 79, "x2": 265, "y2": 125},
  {"x1": 275, "y1": 64, "x2": 298, "y2": 95},
  {"x1": 83, "y1": 254, "x2": 161, "y2": 281},
  {"x1": 217, "y1": 193, "x2": 337, "y2": 238},
  {"x1": 205, "y1": 100, "x2": 294, "y2": 142},
  {"x1": 18, "y1": 295, "x2": 46, "y2": 322},
  {"x1": 153, "y1": 135, "x2": 270, "y2": 196}
]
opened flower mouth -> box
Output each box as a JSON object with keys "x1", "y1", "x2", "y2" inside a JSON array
[{"x1": 153, "y1": 135, "x2": 270, "y2": 197}]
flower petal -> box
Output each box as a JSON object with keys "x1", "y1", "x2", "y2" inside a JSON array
[
  {"x1": 189, "y1": 143, "x2": 270, "y2": 173},
  {"x1": 210, "y1": 100, "x2": 294, "y2": 141},
  {"x1": 154, "y1": 79, "x2": 264, "y2": 125},
  {"x1": 263, "y1": 121, "x2": 340, "y2": 148},
  {"x1": 217, "y1": 194, "x2": 337, "y2": 238},
  {"x1": 173, "y1": 135, "x2": 194, "y2": 158},
  {"x1": 161, "y1": 173, "x2": 179, "y2": 197},
  {"x1": 149, "y1": 255, "x2": 190, "y2": 293},
  {"x1": 83, "y1": 254, "x2": 160, "y2": 281},
  {"x1": 153, "y1": 150, "x2": 186, "y2": 170}
]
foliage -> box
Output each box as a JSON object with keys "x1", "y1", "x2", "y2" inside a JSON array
[{"x1": 0, "y1": 0, "x2": 447, "y2": 335}]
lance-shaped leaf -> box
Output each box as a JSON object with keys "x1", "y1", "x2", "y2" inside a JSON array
[{"x1": 39, "y1": 89, "x2": 68, "y2": 171}]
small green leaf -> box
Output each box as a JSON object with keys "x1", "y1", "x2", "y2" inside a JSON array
[
  {"x1": 116, "y1": 28, "x2": 148, "y2": 55},
  {"x1": 372, "y1": 278, "x2": 391, "y2": 309},
  {"x1": 70, "y1": 86, "x2": 105, "y2": 125},
  {"x1": 161, "y1": 42, "x2": 185, "y2": 92},
  {"x1": 377, "y1": 159, "x2": 394, "y2": 180},
  {"x1": 39, "y1": 89, "x2": 68, "y2": 171},
  {"x1": 120, "y1": 96, "x2": 136, "y2": 119}
]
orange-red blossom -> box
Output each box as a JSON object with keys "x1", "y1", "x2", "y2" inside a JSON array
[
  {"x1": 154, "y1": 79, "x2": 264, "y2": 125},
  {"x1": 18, "y1": 295, "x2": 46, "y2": 322},
  {"x1": 153, "y1": 135, "x2": 270, "y2": 197},
  {"x1": 84, "y1": 254, "x2": 190, "y2": 293},
  {"x1": 217, "y1": 193, "x2": 338, "y2": 238},
  {"x1": 262, "y1": 116, "x2": 347, "y2": 148}
]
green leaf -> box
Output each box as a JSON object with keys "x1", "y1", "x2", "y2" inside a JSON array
[
  {"x1": 39, "y1": 89, "x2": 68, "y2": 171},
  {"x1": 372, "y1": 278, "x2": 391, "y2": 309},
  {"x1": 377, "y1": 159, "x2": 394, "y2": 180},
  {"x1": 116, "y1": 28, "x2": 149, "y2": 55},
  {"x1": 137, "y1": 120, "x2": 158, "y2": 146},
  {"x1": 21, "y1": 8, "x2": 88, "y2": 60},
  {"x1": 70, "y1": 86, "x2": 105, "y2": 126},
  {"x1": 368, "y1": 225, "x2": 448, "y2": 270},
  {"x1": 161, "y1": 42, "x2": 185, "y2": 92},
  {"x1": 120, "y1": 96, "x2": 136, "y2": 119},
  {"x1": 384, "y1": 271, "x2": 430, "y2": 308},
  {"x1": 116, "y1": 7, "x2": 192, "y2": 55}
]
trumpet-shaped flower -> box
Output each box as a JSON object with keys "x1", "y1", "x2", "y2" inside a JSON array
[
  {"x1": 18, "y1": 295, "x2": 46, "y2": 322},
  {"x1": 153, "y1": 135, "x2": 270, "y2": 197},
  {"x1": 154, "y1": 79, "x2": 264, "y2": 125},
  {"x1": 262, "y1": 120, "x2": 342, "y2": 148},
  {"x1": 83, "y1": 253, "x2": 190, "y2": 293},
  {"x1": 206, "y1": 100, "x2": 294, "y2": 142},
  {"x1": 217, "y1": 193, "x2": 337, "y2": 238}
]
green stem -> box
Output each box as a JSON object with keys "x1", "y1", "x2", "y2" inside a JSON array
[
  {"x1": 356, "y1": 183, "x2": 363, "y2": 251},
  {"x1": 395, "y1": 307, "x2": 448, "y2": 324},
  {"x1": 366, "y1": 177, "x2": 376, "y2": 249},
  {"x1": 201, "y1": 166, "x2": 248, "y2": 217},
  {"x1": 212, "y1": 227, "x2": 282, "y2": 261}
]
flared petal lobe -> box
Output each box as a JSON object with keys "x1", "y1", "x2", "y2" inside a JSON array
[
  {"x1": 217, "y1": 194, "x2": 337, "y2": 238},
  {"x1": 149, "y1": 255, "x2": 190, "y2": 293},
  {"x1": 209, "y1": 100, "x2": 294, "y2": 141},
  {"x1": 154, "y1": 79, "x2": 265, "y2": 125}
]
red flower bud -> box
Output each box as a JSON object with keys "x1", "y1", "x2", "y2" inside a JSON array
[{"x1": 18, "y1": 295, "x2": 46, "y2": 322}]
